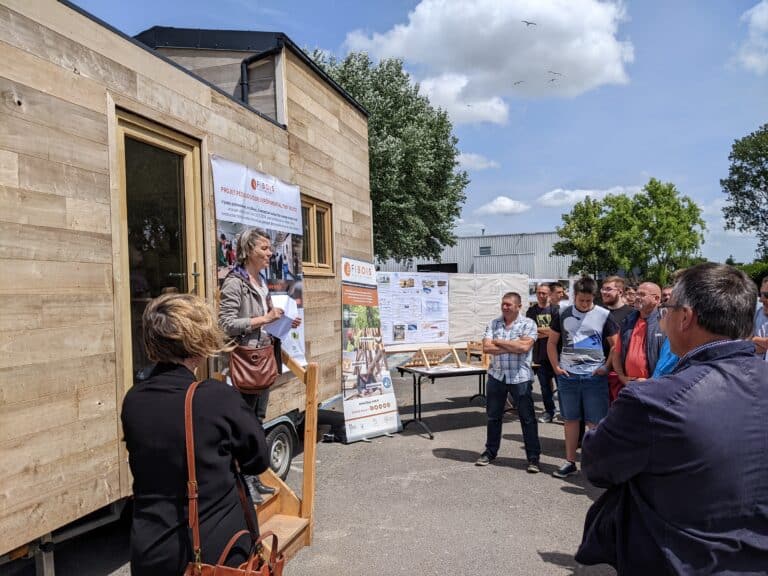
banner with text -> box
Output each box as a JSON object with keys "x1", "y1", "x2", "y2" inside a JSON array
[
  {"x1": 341, "y1": 257, "x2": 401, "y2": 442},
  {"x1": 211, "y1": 155, "x2": 306, "y2": 365}
]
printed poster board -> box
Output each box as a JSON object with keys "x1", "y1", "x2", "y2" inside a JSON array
[
  {"x1": 211, "y1": 155, "x2": 306, "y2": 365},
  {"x1": 377, "y1": 272, "x2": 450, "y2": 346},
  {"x1": 341, "y1": 257, "x2": 402, "y2": 442}
]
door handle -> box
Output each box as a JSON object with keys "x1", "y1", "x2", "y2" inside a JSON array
[{"x1": 191, "y1": 262, "x2": 200, "y2": 295}]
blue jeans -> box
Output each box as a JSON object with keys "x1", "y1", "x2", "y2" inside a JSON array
[
  {"x1": 485, "y1": 375, "x2": 541, "y2": 462},
  {"x1": 535, "y1": 363, "x2": 557, "y2": 416}
]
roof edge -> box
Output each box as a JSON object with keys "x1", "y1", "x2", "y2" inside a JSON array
[
  {"x1": 134, "y1": 25, "x2": 368, "y2": 119},
  {"x1": 58, "y1": 1, "x2": 287, "y2": 130}
]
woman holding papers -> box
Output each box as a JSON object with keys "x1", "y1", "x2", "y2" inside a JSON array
[{"x1": 219, "y1": 227, "x2": 300, "y2": 502}]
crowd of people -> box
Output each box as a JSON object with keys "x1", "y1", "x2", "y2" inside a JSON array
[{"x1": 477, "y1": 263, "x2": 768, "y2": 573}]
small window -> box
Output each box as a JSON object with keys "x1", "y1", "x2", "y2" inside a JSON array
[
  {"x1": 302, "y1": 196, "x2": 333, "y2": 275},
  {"x1": 479, "y1": 246, "x2": 491, "y2": 256}
]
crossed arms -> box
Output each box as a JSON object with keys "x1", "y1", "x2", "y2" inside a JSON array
[{"x1": 483, "y1": 336, "x2": 535, "y2": 355}]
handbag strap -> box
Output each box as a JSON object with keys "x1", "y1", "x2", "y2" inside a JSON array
[
  {"x1": 184, "y1": 381, "x2": 262, "y2": 569},
  {"x1": 184, "y1": 381, "x2": 204, "y2": 567}
]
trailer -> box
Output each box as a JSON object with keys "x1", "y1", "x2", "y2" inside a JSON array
[{"x1": 0, "y1": 0, "x2": 373, "y2": 568}]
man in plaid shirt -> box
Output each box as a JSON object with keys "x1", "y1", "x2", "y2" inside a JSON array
[{"x1": 476, "y1": 292, "x2": 542, "y2": 473}]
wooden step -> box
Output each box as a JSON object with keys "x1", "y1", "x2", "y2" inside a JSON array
[
  {"x1": 255, "y1": 488, "x2": 280, "y2": 525},
  {"x1": 259, "y1": 514, "x2": 310, "y2": 562}
]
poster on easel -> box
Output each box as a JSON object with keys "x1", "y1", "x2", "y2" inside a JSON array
[
  {"x1": 377, "y1": 272, "x2": 450, "y2": 345},
  {"x1": 341, "y1": 257, "x2": 402, "y2": 442},
  {"x1": 211, "y1": 155, "x2": 306, "y2": 367}
]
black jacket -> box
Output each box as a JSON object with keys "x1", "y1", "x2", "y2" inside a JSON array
[
  {"x1": 121, "y1": 363, "x2": 269, "y2": 575},
  {"x1": 577, "y1": 340, "x2": 768, "y2": 575}
]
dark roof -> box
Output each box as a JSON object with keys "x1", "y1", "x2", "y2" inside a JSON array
[
  {"x1": 135, "y1": 27, "x2": 282, "y2": 53},
  {"x1": 135, "y1": 26, "x2": 368, "y2": 118}
]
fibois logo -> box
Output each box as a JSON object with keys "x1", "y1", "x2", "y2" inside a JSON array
[{"x1": 342, "y1": 258, "x2": 376, "y2": 285}]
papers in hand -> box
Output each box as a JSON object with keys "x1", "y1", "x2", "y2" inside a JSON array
[{"x1": 264, "y1": 295, "x2": 298, "y2": 341}]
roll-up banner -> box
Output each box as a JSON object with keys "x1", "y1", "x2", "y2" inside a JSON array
[{"x1": 341, "y1": 257, "x2": 401, "y2": 442}]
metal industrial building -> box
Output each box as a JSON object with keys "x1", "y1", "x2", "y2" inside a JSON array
[{"x1": 376, "y1": 232, "x2": 574, "y2": 277}]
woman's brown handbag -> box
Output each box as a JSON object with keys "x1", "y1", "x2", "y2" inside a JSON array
[
  {"x1": 184, "y1": 382, "x2": 285, "y2": 576},
  {"x1": 230, "y1": 343, "x2": 278, "y2": 393}
]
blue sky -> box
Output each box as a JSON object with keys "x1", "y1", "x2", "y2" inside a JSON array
[{"x1": 75, "y1": 0, "x2": 768, "y2": 263}]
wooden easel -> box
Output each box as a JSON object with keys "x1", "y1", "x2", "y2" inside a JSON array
[{"x1": 403, "y1": 346, "x2": 462, "y2": 369}]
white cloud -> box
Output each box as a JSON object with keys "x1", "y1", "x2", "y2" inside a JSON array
[
  {"x1": 737, "y1": 1, "x2": 768, "y2": 75},
  {"x1": 699, "y1": 199, "x2": 755, "y2": 239},
  {"x1": 457, "y1": 152, "x2": 500, "y2": 170},
  {"x1": 537, "y1": 185, "x2": 642, "y2": 207},
  {"x1": 475, "y1": 196, "x2": 531, "y2": 215},
  {"x1": 346, "y1": 0, "x2": 634, "y2": 124},
  {"x1": 453, "y1": 219, "x2": 487, "y2": 235},
  {"x1": 699, "y1": 197, "x2": 727, "y2": 217}
]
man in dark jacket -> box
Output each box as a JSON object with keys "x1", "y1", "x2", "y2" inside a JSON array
[
  {"x1": 613, "y1": 282, "x2": 665, "y2": 389},
  {"x1": 576, "y1": 263, "x2": 768, "y2": 575}
]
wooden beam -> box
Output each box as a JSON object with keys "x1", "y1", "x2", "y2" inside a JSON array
[{"x1": 300, "y1": 362, "x2": 318, "y2": 544}]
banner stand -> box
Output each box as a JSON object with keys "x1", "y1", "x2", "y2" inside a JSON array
[{"x1": 340, "y1": 257, "x2": 402, "y2": 443}]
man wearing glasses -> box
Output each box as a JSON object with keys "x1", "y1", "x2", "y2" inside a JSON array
[
  {"x1": 754, "y1": 277, "x2": 768, "y2": 361},
  {"x1": 613, "y1": 282, "x2": 665, "y2": 390},
  {"x1": 576, "y1": 263, "x2": 768, "y2": 574},
  {"x1": 599, "y1": 276, "x2": 633, "y2": 403}
]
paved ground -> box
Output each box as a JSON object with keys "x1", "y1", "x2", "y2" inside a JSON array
[{"x1": 3, "y1": 372, "x2": 615, "y2": 576}]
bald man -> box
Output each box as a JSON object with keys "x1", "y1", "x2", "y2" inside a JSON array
[{"x1": 613, "y1": 282, "x2": 666, "y2": 388}]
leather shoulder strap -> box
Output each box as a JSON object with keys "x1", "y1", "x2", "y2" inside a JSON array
[{"x1": 184, "y1": 381, "x2": 202, "y2": 563}]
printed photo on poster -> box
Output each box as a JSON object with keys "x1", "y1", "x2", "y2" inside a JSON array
[{"x1": 212, "y1": 156, "x2": 306, "y2": 366}]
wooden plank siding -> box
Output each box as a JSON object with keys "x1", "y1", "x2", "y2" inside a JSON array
[{"x1": 0, "y1": 0, "x2": 371, "y2": 554}]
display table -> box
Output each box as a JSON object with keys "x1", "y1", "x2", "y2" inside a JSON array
[{"x1": 395, "y1": 364, "x2": 487, "y2": 439}]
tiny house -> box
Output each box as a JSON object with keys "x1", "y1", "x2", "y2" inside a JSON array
[{"x1": 0, "y1": 0, "x2": 372, "y2": 558}]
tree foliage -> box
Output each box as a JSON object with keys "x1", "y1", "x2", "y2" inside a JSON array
[
  {"x1": 551, "y1": 178, "x2": 706, "y2": 285},
  {"x1": 736, "y1": 260, "x2": 768, "y2": 288},
  {"x1": 720, "y1": 123, "x2": 768, "y2": 260},
  {"x1": 311, "y1": 51, "x2": 469, "y2": 261}
]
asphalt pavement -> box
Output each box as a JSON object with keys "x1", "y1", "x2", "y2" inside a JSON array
[{"x1": 3, "y1": 371, "x2": 615, "y2": 576}]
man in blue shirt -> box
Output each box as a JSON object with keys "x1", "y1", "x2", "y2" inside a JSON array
[
  {"x1": 577, "y1": 263, "x2": 768, "y2": 574},
  {"x1": 476, "y1": 292, "x2": 541, "y2": 473}
]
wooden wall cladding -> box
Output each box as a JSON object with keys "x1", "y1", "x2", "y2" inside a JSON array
[{"x1": 0, "y1": 0, "x2": 371, "y2": 554}]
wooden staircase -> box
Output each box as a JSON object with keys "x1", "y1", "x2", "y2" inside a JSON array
[{"x1": 252, "y1": 355, "x2": 319, "y2": 563}]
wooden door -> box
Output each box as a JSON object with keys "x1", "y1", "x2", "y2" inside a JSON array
[{"x1": 115, "y1": 112, "x2": 204, "y2": 384}]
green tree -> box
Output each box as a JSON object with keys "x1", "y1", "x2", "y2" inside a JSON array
[
  {"x1": 311, "y1": 52, "x2": 469, "y2": 261},
  {"x1": 551, "y1": 197, "x2": 616, "y2": 277},
  {"x1": 721, "y1": 123, "x2": 768, "y2": 259},
  {"x1": 551, "y1": 179, "x2": 706, "y2": 285},
  {"x1": 737, "y1": 260, "x2": 768, "y2": 288}
]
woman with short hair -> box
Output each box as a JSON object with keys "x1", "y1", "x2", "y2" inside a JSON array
[
  {"x1": 121, "y1": 293, "x2": 269, "y2": 576},
  {"x1": 219, "y1": 227, "x2": 300, "y2": 501}
]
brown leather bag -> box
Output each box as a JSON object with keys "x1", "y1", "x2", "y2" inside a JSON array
[
  {"x1": 230, "y1": 343, "x2": 278, "y2": 393},
  {"x1": 183, "y1": 382, "x2": 285, "y2": 576}
]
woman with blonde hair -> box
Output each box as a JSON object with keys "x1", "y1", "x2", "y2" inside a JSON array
[
  {"x1": 219, "y1": 227, "x2": 300, "y2": 502},
  {"x1": 121, "y1": 293, "x2": 269, "y2": 576}
]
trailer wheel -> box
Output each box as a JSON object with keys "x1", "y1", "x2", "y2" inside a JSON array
[{"x1": 265, "y1": 424, "x2": 294, "y2": 480}]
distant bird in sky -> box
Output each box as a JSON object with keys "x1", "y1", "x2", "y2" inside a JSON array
[
  {"x1": 513, "y1": 80, "x2": 524, "y2": 85},
  {"x1": 521, "y1": 20, "x2": 537, "y2": 26},
  {"x1": 548, "y1": 78, "x2": 557, "y2": 83},
  {"x1": 547, "y1": 70, "x2": 563, "y2": 76}
]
